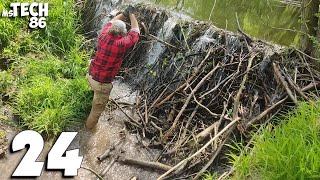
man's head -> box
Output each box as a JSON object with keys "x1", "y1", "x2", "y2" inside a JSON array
[{"x1": 108, "y1": 20, "x2": 127, "y2": 36}]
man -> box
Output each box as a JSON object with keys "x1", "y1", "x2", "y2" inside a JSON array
[{"x1": 86, "y1": 6, "x2": 140, "y2": 129}]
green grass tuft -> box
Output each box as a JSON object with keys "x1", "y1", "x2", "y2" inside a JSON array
[
  {"x1": 14, "y1": 76, "x2": 92, "y2": 136},
  {"x1": 0, "y1": 0, "x2": 93, "y2": 136},
  {"x1": 229, "y1": 102, "x2": 320, "y2": 180}
]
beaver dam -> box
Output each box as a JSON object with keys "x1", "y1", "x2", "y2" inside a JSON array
[{"x1": 81, "y1": 1, "x2": 320, "y2": 179}]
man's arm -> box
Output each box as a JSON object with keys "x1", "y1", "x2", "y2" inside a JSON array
[
  {"x1": 122, "y1": 13, "x2": 140, "y2": 48},
  {"x1": 129, "y1": 13, "x2": 139, "y2": 31},
  {"x1": 111, "y1": 13, "x2": 125, "y2": 22}
]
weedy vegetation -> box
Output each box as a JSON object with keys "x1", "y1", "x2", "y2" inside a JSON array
[
  {"x1": 0, "y1": 0, "x2": 93, "y2": 136},
  {"x1": 228, "y1": 102, "x2": 320, "y2": 180}
]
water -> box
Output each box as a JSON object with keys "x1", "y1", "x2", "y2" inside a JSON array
[
  {"x1": 192, "y1": 27, "x2": 218, "y2": 52},
  {"x1": 155, "y1": 0, "x2": 300, "y2": 46},
  {"x1": 146, "y1": 18, "x2": 177, "y2": 64}
]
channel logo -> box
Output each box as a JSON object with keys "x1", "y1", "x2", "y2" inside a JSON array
[{"x1": 1, "y1": 2, "x2": 48, "y2": 28}]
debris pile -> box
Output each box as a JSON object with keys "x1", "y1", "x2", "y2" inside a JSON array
[{"x1": 86, "y1": 3, "x2": 320, "y2": 179}]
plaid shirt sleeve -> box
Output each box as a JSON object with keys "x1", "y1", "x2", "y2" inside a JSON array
[{"x1": 122, "y1": 30, "x2": 140, "y2": 49}]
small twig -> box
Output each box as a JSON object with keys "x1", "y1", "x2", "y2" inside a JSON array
[
  {"x1": 235, "y1": 12, "x2": 253, "y2": 44},
  {"x1": 100, "y1": 156, "x2": 119, "y2": 177},
  {"x1": 97, "y1": 138, "x2": 124, "y2": 161},
  {"x1": 244, "y1": 97, "x2": 287, "y2": 130},
  {"x1": 141, "y1": 34, "x2": 181, "y2": 51},
  {"x1": 283, "y1": 69, "x2": 310, "y2": 101},
  {"x1": 154, "y1": 49, "x2": 213, "y2": 108},
  {"x1": 111, "y1": 99, "x2": 142, "y2": 128},
  {"x1": 272, "y1": 62, "x2": 297, "y2": 104},
  {"x1": 162, "y1": 63, "x2": 221, "y2": 142},
  {"x1": 208, "y1": 0, "x2": 217, "y2": 21},
  {"x1": 233, "y1": 53, "x2": 257, "y2": 120},
  {"x1": 81, "y1": 166, "x2": 105, "y2": 180},
  {"x1": 188, "y1": 101, "x2": 228, "y2": 147},
  {"x1": 157, "y1": 118, "x2": 240, "y2": 180},
  {"x1": 144, "y1": 99, "x2": 149, "y2": 124},
  {"x1": 118, "y1": 156, "x2": 173, "y2": 172},
  {"x1": 193, "y1": 130, "x2": 230, "y2": 180}
]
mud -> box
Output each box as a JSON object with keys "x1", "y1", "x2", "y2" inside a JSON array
[{"x1": 0, "y1": 81, "x2": 161, "y2": 180}]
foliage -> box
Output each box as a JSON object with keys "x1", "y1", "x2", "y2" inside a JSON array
[
  {"x1": 0, "y1": 70, "x2": 13, "y2": 95},
  {"x1": 202, "y1": 172, "x2": 218, "y2": 180},
  {"x1": 229, "y1": 102, "x2": 320, "y2": 180},
  {"x1": 0, "y1": 0, "x2": 92, "y2": 136},
  {"x1": 14, "y1": 75, "x2": 92, "y2": 136}
]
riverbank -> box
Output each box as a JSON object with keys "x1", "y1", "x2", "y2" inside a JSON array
[
  {"x1": 1, "y1": 0, "x2": 92, "y2": 136},
  {"x1": 224, "y1": 102, "x2": 320, "y2": 179},
  {"x1": 1, "y1": 0, "x2": 320, "y2": 179}
]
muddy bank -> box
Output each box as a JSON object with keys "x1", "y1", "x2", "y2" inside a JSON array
[{"x1": 0, "y1": 81, "x2": 162, "y2": 180}]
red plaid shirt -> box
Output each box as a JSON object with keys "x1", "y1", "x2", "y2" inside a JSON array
[{"x1": 89, "y1": 22, "x2": 139, "y2": 83}]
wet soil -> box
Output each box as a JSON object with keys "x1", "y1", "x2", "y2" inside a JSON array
[{"x1": 0, "y1": 81, "x2": 161, "y2": 180}]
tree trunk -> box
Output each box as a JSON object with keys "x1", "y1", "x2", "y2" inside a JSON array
[{"x1": 300, "y1": 0, "x2": 319, "y2": 55}]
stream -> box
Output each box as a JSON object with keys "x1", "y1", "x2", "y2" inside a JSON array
[{"x1": 155, "y1": 0, "x2": 300, "y2": 46}]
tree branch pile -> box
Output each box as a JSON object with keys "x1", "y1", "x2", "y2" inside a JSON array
[{"x1": 89, "y1": 4, "x2": 320, "y2": 178}]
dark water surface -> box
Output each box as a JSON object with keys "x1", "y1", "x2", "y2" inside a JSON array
[{"x1": 155, "y1": 0, "x2": 300, "y2": 46}]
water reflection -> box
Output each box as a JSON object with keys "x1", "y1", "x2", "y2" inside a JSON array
[{"x1": 155, "y1": 0, "x2": 300, "y2": 46}]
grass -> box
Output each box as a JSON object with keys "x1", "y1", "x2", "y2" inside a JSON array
[
  {"x1": 0, "y1": 0, "x2": 93, "y2": 136},
  {"x1": 228, "y1": 102, "x2": 320, "y2": 180}
]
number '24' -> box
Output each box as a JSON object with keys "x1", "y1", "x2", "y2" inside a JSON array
[{"x1": 11, "y1": 130, "x2": 83, "y2": 177}]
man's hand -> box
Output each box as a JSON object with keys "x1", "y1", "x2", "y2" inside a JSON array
[{"x1": 124, "y1": 5, "x2": 135, "y2": 18}]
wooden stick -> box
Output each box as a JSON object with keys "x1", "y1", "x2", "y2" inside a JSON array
[
  {"x1": 154, "y1": 49, "x2": 213, "y2": 108},
  {"x1": 235, "y1": 12, "x2": 253, "y2": 44},
  {"x1": 272, "y1": 62, "x2": 298, "y2": 104},
  {"x1": 111, "y1": 99, "x2": 142, "y2": 127},
  {"x1": 118, "y1": 156, "x2": 173, "y2": 172},
  {"x1": 192, "y1": 94, "x2": 219, "y2": 117},
  {"x1": 188, "y1": 101, "x2": 228, "y2": 147},
  {"x1": 140, "y1": 34, "x2": 181, "y2": 51},
  {"x1": 244, "y1": 82, "x2": 319, "y2": 129},
  {"x1": 283, "y1": 69, "x2": 310, "y2": 101},
  {"x1": 232, "y1": 53, "x2": 257, "y2": 120},
  {"x1": 97, "y1": 146, "x2": 115, "y2": 162},
  {"x1": 97, "y1": 138, "x2": 123, "y2": 161},
  {"x1": 244, "y1": 97, "x2": 287, "y2": 129},
  {"x1": 166, "y1": 104, "x2": 201, "y2": 155},
  {"x1": 157, "y1": 118, "x2": 240, "y2": 180},
  {"x1": 144, "y1": 99, "x2": 149, "y2": 124},
  {"x1": 162, "y1": 64, "x2": 221, "y2": 141},
  {"x1": 193, "y1": 129, "x2": 230, "y2": 180},
  {"x1": 81, "y1": 166, "x2": 105, "y2": 180},
  {"x1": 100, "y1": 156, "x2": 119, "y2": 177}
]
